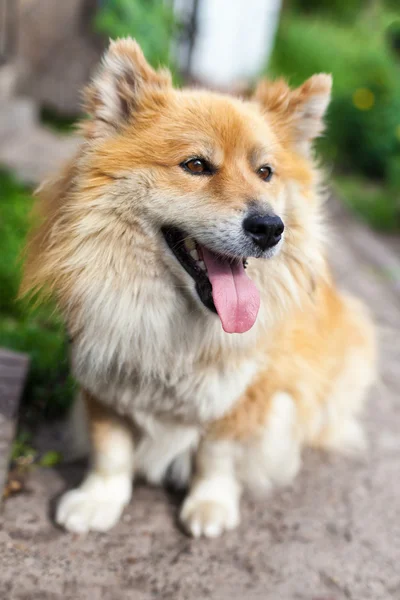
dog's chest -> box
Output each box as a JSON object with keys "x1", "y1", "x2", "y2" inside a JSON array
[
  {"x1": 116, "y1": 358, "x2": 258, "y2": 423},
  {"x1": 73, "y1": 342, "x2": 258, "y2": 424},
  {"x1": 71, "y1": 282, "x2": 260, "y2": 424}
]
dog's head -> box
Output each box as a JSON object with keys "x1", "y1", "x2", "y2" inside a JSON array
[{"x1": 24, "y1": 39, "x2": 331, "y2": 335}]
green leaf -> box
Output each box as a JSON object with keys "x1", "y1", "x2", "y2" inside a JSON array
[{"x1": 39, "y1": 451, "x2": 63, "y2": 467}]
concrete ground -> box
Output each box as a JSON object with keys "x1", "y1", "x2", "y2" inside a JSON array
[{"x1": 1, "y1": 199, "x2": 399, "y2": 600}]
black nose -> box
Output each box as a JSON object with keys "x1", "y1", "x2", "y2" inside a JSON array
[{"x1": 243, "y1": 214, "x2": 284, "y2": 251}]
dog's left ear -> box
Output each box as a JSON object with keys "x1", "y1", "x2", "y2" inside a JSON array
[
  {"x1": 254, "y1": 74, "x2": 332, "y2": 154},
  {"x1": 83, "y1": 38, "x2": 172, "y2": 139}
]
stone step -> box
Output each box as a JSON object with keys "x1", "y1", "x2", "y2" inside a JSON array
[
  {"x1": 0, "y1": 65, "x2": 18, "y2": 101},
  {"x1": 0, "y1": 97, "x2": 38, "y2": 139},
  {"x1": 0, "y1": 124, "x2": 81, "y2": 185}
]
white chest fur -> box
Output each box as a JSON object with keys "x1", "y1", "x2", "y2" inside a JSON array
[{"x1": 70, "y1": 272, "x2": 263, "y2": 425}]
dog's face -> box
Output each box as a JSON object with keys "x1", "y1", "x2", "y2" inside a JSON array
[{"x1": 80, "y1": 40, "x2": 331, "y2": 333}]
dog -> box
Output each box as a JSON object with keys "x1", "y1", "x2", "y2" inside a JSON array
[{"x1": 21, "y1": 38, "x2": 376, "y2": 537}]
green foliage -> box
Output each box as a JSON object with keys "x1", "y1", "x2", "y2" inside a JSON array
[
  {"x1": 0, "y1": 171, "x2": 74, "y2": 424},
  {"x1": 334, "y1": 174, "x2": 400, "y2": 231},
  {"x1": 0, "y1": 170, "x2": 31, "y2": 316},
  {"x1": 11, "y1": 432, "x2": 63, "y2": 466},
  {"x1": 40, "y1": 107, "x2": 77, "y2": 133},
  {"x1": 290, "y1": 0, "x2": 365, "y2": 24},
  {"x1": 269, "y1": 6, "x2": 400, "y2": 230},
  {"x1": 328, "y1": 81, "x2": 400, "y2": 180},
  {"x1": 39, "y1": 450, "x2": 63, "y2": 467},
  {"x1": 291, "y1": 0, "x2": 400, "y2": 23},
  {"x1": 11, "y1": 430, "x2": 35, "y2": 461},
  {"x1": 94, "y1": 0, "x2": 178, "y2": 71},
  {"x1": 269, "y1": 10, "x2": 399, "y2": 95}
]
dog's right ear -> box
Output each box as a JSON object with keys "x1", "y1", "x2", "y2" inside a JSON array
[
  {"x1": 254, "y1": 74, "x2": 332, "y2": 155},
  {"x1": 83, "y1": 38, "x2": 172, "y2": 139}
]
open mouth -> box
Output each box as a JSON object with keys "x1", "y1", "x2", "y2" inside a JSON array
[{"x1": 161, "y1": 227, "x2": 260, "y2": 334}]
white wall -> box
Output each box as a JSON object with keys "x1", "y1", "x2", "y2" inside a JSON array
[{"x1": 174, "y1": 0, "x2": 282, "y2": 88}]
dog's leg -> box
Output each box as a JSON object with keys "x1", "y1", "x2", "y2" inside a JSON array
[
  {"x1": 310, "y1": 349, "x2": 374, "y2": 454},
  {"x1": 180, "y1": 439, "x2": 241, "y2": 538},
  {"x1": 181, "y1": 391, "x2": 302, "y2": 538},
  {"x1": 56, "y1": 391, "x2": 134, "y2": 533},
  {"x1": 134, "y1": 418, "x2": 198, "y2": 487},
  {"x1": 308, "y1": 295, "x2": 376, "y2": 455}
]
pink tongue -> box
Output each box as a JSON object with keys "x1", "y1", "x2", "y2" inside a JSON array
[{"x1": 201, "y1": 247, "x2": 260, "y2": 334}]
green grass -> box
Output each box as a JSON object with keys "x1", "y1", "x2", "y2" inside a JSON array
[{"x1": 0, "y1": 170, "x2": 74, "y2": 426}]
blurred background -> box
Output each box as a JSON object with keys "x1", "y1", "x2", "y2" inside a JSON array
[{"x1": 1, "y1": 0, "x2": 400, "y2": 462}]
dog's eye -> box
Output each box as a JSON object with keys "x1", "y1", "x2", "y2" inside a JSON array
[
  {"x1": 181, "y1": 158, "x2": 212, "y2": 175},
  {"x1": 257, "y1": 165, "x2": 273, "y2": 182}
]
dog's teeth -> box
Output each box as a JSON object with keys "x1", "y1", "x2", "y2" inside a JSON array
[
  {"x1": 190, "y1": 249, "x2": 199, "y2": 261},
  {"x1": 185, "y1": 238, "x2": 196, "y2": 251},
  {"x1": 198, "y1": 260, "x2": 206, "y2": 270}
]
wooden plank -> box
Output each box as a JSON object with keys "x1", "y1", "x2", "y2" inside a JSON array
[{"x1": 0, "y1": 348, "x2": 29, "y2": 497}]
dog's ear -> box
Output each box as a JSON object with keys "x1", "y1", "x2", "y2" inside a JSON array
[
  {"x1": 254, "y1": 74, "x2": 332, "y2": 154},
  {"x1": 83, "y1": 38, "x2": 172, "y2": 139}
]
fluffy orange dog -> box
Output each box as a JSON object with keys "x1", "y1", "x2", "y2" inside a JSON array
[{"x1": 22, "y1": 39, "x2": 376, "y2": 537}]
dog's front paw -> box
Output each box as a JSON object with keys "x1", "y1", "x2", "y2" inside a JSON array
[
  {"x1": 180, "y1": 496, "x2": 240, "y2": 538},
  {"x1": 56, "y1": 473, "x2": 131, "y2": 533},
  {"x1": 56, "y1": 489, "x2": 125, "y2": 533}
]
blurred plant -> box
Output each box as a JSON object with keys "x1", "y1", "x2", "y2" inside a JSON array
[
  {"x1": 329, "y1": 81, "x2": 400, "y2": 179},
  {"x1": 269, "y1": 4, "x2": 400, "y2": 230},
  {"x1": 11, "y1": 430, "x2": 36, "y2": 463},
  {"x1": 9, "y1": 431, "x2": 62, "y2": 482},
  {"x1": 334, "y1": 174, "x2": 400, "y2": 230},
  {"x1": 386, "y1": 19, "x2": 400, "y2": 57},
  {"x1": 291, "y1": 0, "x2": 400, "y2": 23},
  {"x1": 40, "y1": 107, "x2": 76, "y2": 134},
  {"x1": 290, "y1": 0, "x2": 365, "y2": 23},
  {"x1": 94, "y1": 0, "x2": 179, "y2": 72}
]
